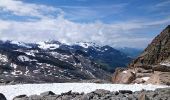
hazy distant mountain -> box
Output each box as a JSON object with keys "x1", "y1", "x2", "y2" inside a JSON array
[{"x1": 116, "y1": 47, "x2": 143, "y2": 58}]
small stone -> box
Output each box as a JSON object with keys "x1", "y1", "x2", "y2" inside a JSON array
[
  {"x1": 0, "y1": 93, "x2": 7, "y2": 100},
  {"x1": 119, "y1": 90, "x2": 133, "y2": 94}
]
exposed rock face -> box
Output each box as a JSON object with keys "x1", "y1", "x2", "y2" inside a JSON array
[
  {"x1": 146, "y1": 71, "x2": 170, "y2": 85},
  {"x1": 112, "y1": 68, "x2": 135, "y2": 84},
  {"x1": 112, "y1": 68, "x2": 152, "y2": 84},
  {"x1": 112, "y1": 25, "x2": 170, "y2": 85},
  {"x1": 130, "y1": 25, "x2": 170, "y2": 67},
  {"x1": 112, "y1": 67, "x2": 170, "y2": 85},
  {"x1": 12, "y1": 88, "x2": 170, "y2": 100}
]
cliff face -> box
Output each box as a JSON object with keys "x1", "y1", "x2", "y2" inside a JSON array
[
  {"x1": 112, "y1": 25, "x2": 170, "y2": 85},
  {"x1": 130, "y1": 25, "x2": 170, "y2": 67}
]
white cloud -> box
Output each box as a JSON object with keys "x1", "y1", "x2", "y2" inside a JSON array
[
  {"x1": 0, "y1": 0, "x2": 169, "y2": 48},
  {"x1": 0, "y1": 0, "x2": 63, "y2": 18},
  {"x1": 1, "y1": 16, "x2": 169, "y2": 48},
  {"x1": 143, "y1": 0, "x2": 170, "y2": 14},
  {"x1": 154, "y1": 0, "x2": 170, "y2": 7}
]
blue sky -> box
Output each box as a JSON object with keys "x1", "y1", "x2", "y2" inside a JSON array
[{"x1": 0, "y1": 0, "x2": 170, "y2": 48}]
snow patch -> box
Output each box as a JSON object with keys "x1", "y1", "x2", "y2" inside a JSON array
[
  {"x1": 10, "y1": 41, "x2": 31, "y2": 48},
  {"x1": 85, "y1": 70, "x2": 95, "y2": 78},
  {"x1": 17, "y1": 55, "x2": 37, "y2": 62},
  {"x1": 104, "y1": 48, "x2": 108, "y2": 51},
  {"x1": 37, "y1": 42, "x2": 59, "y2": 50},
  {"x1": 24, "y1": 67, "x2": 30, "y2": 76},
  {"x1": 75, "y1": 42, "x2": 96, "y2": 48},
  {"x1": 10, "y1": 63, "x2": 17, "y2": 69},
  {"x1": 0, "y1": 54, "x2": 8, "y2": 62},
  {"x1": 3, "y1": 71, "x2": 8, "y2": 74},
  {"x1": 25, "y1": 52, "x2": 35, "y2": 57},
  {"x1": 141, "y1": 77, "x2": 150, "y2": 81},
  {"x1": 122, "y1": 71, "x2": 127, "y2": 74},
  {"x1": 11, "y1": 70, "x2": 23, "y2": 75},
  {"x1": 160, "y1": 61, "x2": 170, "y2": 67},
  {"x1": 33, "y1": 70, "x2": 40, "y2": 74},
  {"x1": 50, "y1": 52, "x2": 71, "y2": 60},
  {"x1": 18, "y1": 55, "x2": 30, "y2": 62}
]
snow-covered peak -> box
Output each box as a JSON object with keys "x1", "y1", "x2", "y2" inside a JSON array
[
  {"x1": 75, "y1": 42, "x2": 100, "y2": 48},
  {"x1": 10, "y1": 41, "x2": 32, "y2": 48},
  {"x1": 37, "y1": 41, "x2": 60, "y2": 50}
]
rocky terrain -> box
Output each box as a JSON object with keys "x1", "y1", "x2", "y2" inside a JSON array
[
  {"x1": 112, "y1": 25, "x2": 170, "y2": 85},
  {"x1": 0, "y1": 88, "x2": 169, "y2": 100},
  {"x1": 0, "y1": 40, "x2": 132, "y2": 84}
]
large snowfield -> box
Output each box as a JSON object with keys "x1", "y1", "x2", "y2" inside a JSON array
[{"x1": 0, "y1": 83, "x2": 169, "y2": 100}]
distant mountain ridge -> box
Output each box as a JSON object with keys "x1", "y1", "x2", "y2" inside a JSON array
[
  {"x1": 116, "y1": 47, "x2": 143, "y2": 58},
  {"x1": 0, "y1": 40, "x2": 132, "y2": 83}
]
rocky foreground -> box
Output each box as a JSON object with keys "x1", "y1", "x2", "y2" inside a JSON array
[{"x1": 0, "y1": 88, "x2": 169, "y2": 100}]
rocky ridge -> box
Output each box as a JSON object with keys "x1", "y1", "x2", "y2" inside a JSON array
[
  {"x1": 130, "y1": 25, "x2": 170, "y2": 66},
  {"x1": 112, "y1": 25, "x2": 170, "y2": 85}
]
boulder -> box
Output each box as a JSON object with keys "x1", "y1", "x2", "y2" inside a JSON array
[
  {"x1": 61, "y1": 91, "x2": 72, "y2": 96},
  {"x1": 112, "y1": 68, "x2": 125, "y2": 82},
  {"x1": 127, "y1": 94, "x2": 138, "y2": 100},
  {"x1": 119, "y1": 90, "x2": 133, "y2": 94},
  {"x1": 13, "y1": 95, "x2": 28, "y2": 100},
  {"x1": 40, "y1": 91, "x2": 55, "y2": 97},
  {"x1": 0, "y1": 93, "x2": 7, "y2": 100},
  {"x1": 56, "y1": 94, "x2": 77, "y2": 100},
  {"x1": 92, "y1": 89, "x2": 110, "y2": 96},
  {"x1": 138, "y1": 92, "x2": 150, "y2": 100},
  {"x1": 81, "y1": 92, "x2": 96, "y2": 100},
  {"x1": 43, "y1": 95, "x2": 58, "y2": 100},
  {"x1": 112, "y1": 69, "x2": 135, "y2": 84},
  {"x1": 28, "y1": 95, "x2": 42, "y2": 100}
]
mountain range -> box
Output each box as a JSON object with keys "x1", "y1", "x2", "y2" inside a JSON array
[{"x1": 0, "y1": 40, "x2": 132, "y2": 83}]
